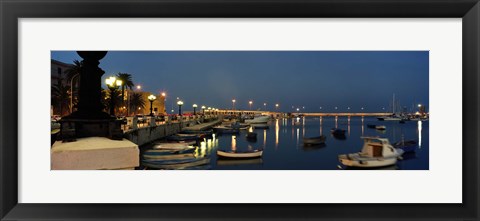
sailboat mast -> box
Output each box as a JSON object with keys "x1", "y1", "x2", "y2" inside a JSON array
[{"x1": 393, "y1": 93, "x2": 395, "y2": 114}]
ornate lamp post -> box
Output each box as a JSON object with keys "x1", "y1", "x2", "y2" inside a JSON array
[
  {"x1": 177, "y1": 100, "x2": 184, "y2": 116},
  {"x1": 264, "y1": 103, "x2": 267, "y2": 111},
  {"x1": 201, "y1": 105, "x2": 206, "y2": 114},
  {"x1": 208, "y1": 107, "x2": 212, "y2": 114},
  {"x1": 148, "y1": 94, "x2": 156, "y2": 116},
  {"x1": 249, "y1": 101, "x2": 253, "y2": 110},
  {"x1": 105, "y1": 76, "x2": 122, "y2": 116},
  {"x1": 232, "y1": 99, "x2": 236, "y2": 111},
  {"x1": 275, "y1": 103, "x2": 279, "y2": 111},
  {"x1": 192, "y1": 104, "x2": 198, "y2": 115}
]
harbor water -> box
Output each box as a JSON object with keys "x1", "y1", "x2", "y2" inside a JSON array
[{"x1": 143, "y1": 117, "x2": 429, "y2": 170}]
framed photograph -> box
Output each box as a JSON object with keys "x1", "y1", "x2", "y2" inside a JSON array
[{"x1": 1, "y1": 0, "x2": 479, "y2": 220}]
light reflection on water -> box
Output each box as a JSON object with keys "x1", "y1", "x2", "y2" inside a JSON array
[
  {"x1": 418, "y1": 120, "x2": 422, "y2": 148},
  {"x1": 147, "y1": 116, "x2": 429, "y2": 170}
]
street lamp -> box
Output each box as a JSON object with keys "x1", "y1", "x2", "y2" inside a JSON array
[
  {"x1": 193, "y1": 104, "x2": 198, "y2": 115},
  {"x1": 177, "y1": 100, "x2": 184, "y2": 116},
  {"x1": 249, "y1": 101, "x2": 253, "y2": 110},
  {"x1": 275, "y1": 103, "x2": 279, "y2": 111},
  {"x1": 264, "y1": 103, "x2": 267, "y2": 111},
  {"x1": 201, "y1": 105, "x2": 206, "y2": 114},
  {"x1": 136, "y1": 85, "x2": 142, "y2": 90},
  {"x1": 148, "y1": 94, "x2": 156, "y2": 116},
  {"x1": 232, "y1": 99, "x2": 236, "y2": 110},
  {"x1": 105, "y1": 76, "x2": 122, "y2": 116},
  {"x1": 161, "y1": 92, "x2": 166, "y2": 113}
]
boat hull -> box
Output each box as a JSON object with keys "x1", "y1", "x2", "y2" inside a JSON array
[
  {"x1": 217, "y1": 150, "x2": 263, "y2": 158},
  {"x1": 338, "y1": 155, "x2": 398, "y2": 168},
  {"x1": 303, "y1": 136, "x2": 326, "y2": 145},
  {"x1": 143, "y1": 158, "x2": 210, "y2": 169}
]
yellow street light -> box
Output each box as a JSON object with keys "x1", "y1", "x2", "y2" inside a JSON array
[
  {"x1": 193, "y1": 104, "x2": 198, "y2": 115},
  {"x1": 148, "y1": 94, "x2": 156, "y2": 116}
]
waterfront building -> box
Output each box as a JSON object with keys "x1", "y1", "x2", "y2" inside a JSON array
[
  {"x1": 131, "y1": 91, "x2": 166, "y2": 116},
  {"x1": 51, "y1": 59, "x2": 74, "y2": 116}
]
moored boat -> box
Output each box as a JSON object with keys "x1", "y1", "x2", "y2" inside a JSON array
[
  {"x1": 143, "y1": 153, "x2": 195, "y2": 160},
  {"x1": 152, "y1": 143, "x2": 192, "y2": 150},
  {"x1": 375, "y1": 125, "x2": 386, "y2": 130},
  {"x1": 338, "y1": 137, "x2": 404, "y2": 168},
  {"x1": 144, "y1": 147, "x2": 196, "y2": 155},
  {"x1": 217, "y1": 149, "x2": 263, "y2": 159},
  {"x1": 142, "y1": 157, "x2": 211, "y2": 169},
  {"x1": 331, "y1": 128, "x2": 346, "y2": 135},
  {"x1": 213, "y1": 126, "x2": 240, "y2": 134},
  {"x1": 245, "y1": 115, "x2": 270, "y2": 124},
  {"x1": 226, "y1": 122, "x2": 250, "y2": 130},
  {"x1": 166, "y1": 134, "x2": 203, "y2": 141},
  {"x1": 303, "y1": 135, "x2": 326, "y2": 145}
]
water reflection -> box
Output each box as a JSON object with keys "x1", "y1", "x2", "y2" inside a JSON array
[
  {"x1": 319, "y1": 117, "x2": 323, "y2": 135},
  {"x1": 348, "y1": 120, "x2": 351, "y2": 136},
  {"x1": 361, "y1": 117, "x2": 364, "y2": 136},
  {"x1": 275, "y1": 119, "x2": 279, "y2": 148},
  {"x1": 296, "y1": 128, "x2": 299, "y2": 147},
  {"x1": 231, "y1": 135, "x2": 236, "y2": 151},
  {"x1": 418, "y1": 121, "x2": 422, "y2": 148},
  {"x1": 263, "y1": 129, "x2": 267, "y2": 148}
]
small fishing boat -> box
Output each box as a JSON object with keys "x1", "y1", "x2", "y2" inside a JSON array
[
  {"x1": 366, "y1": 124, "x2": 376, "y2": 129},
  {"x1": 213, "y1": 126, "x2": 240, "y2": 134},
  {"x1": 226, "y1": 122, "x2": 250, "y2": 130},
  {"x1": 181, "y1": 130, "x2": 214, "y2": 136},
  {"x1": 331, "y1": 128, "x2": 346, "y2": 135},
  {"x1": 246, "y1": 132, "x2": 257, "y2": 140},
  {"x1": 245, "y1": 115, "x2": 270, "y2": 124},
  {"x1": 158, "y1": 140, "x2": 197, "y2": 145},
  {"x1": 142, "y1": 157, "x2": 211, "y2": 170},
  {"x1": 303, "y1": 135, "x2": 326, "y2": 145},
  {"x1": 166, "y1": 134, "x2": 203, "y2": 141},
  {"x1": 375, "y1": 125, "x2": 386, "y2": 130},
  {"x1": 144, "y1": 147, "x2": 196, "y2": 155},
  {"x1": 338, "y1": 137, "x2": 404, "y2": 168},
  {"x1": 143, "y1": 153, "x2": 195, "y2": 160},
  {"x1": 217, "y1": 149, "x2": 263, "y2": 159},
  {"x1": 252, "y1": 124, "x2": 269, "y2": 129},
  {"x1": 392, "y1": 140, "x2": 417, "y2": 153},
  {"x1": 152, "y1": 143, "x2": 192, "y2": 150}
]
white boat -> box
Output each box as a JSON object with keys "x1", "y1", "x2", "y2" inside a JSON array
[
  {"x1": 143, "y1": 158, "x2": 211, "y2": 170},
  {"x1": 152, "y1": 143, "x2": 191, "y2": 150},
  {"x1": 217, "y1": 149, "x2": 263, "y2": 158},
  {"x1": 143, "y1": 153, "x2": 195, "y2": 160},
  {"x1": 245, "y1": 115, "x2": 270, "y2": 124},
  {"x1": 338, "y1": 137, "x2": 404, "y2": 168},
  {"x1": 383, "y1": 116, "x2": 402, "y2": 121},
  {"x1": 375, "y1": 125, "x2": 386, "y2": 130}
]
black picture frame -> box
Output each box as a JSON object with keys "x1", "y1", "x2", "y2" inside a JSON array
[{"x1": 1, "y1": 0, "x2": 479, "y2": 220}]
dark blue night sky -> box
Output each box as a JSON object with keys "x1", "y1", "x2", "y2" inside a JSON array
[{"x1": 51, "y1": 51, "x2": 429, "y2": 113}]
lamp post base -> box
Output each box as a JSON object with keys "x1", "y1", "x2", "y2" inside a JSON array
[{"x1": 59, "y1": 112, "x2": 123, "y2": 141}]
